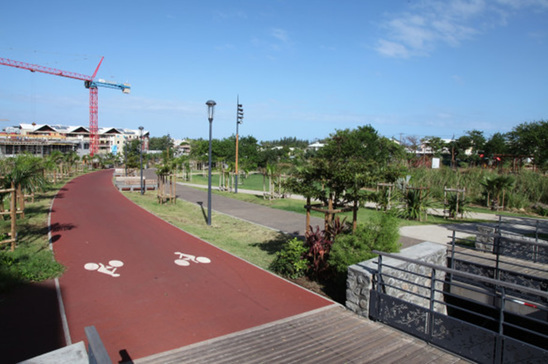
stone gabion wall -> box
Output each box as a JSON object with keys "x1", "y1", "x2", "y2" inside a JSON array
[
  {"x1": 475, "y1": 225, "x2": 548, "y2": 263},
  {"x1": 346, "y1": 242, "x2": 447, "y2": 318}
]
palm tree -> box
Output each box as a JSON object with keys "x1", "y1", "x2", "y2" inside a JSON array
[
  {"x1": 481, "y1": 175, "x2": 516, "y2": 210},
  {"x1": 46, "y1": 150, "x2": 64, "y2": 183},
  {"x1": 266, "y1": 163, "x2": 277, "y2": 200},
  {"x1": 494, "y1": 175, "x2": 515, "y2": 210},
  {"x1": 400, "y1": 187, "x2": 432, "y2": 221},
  {"x1": 63, "y1": 151, "x2": 80, "y2": 175},
  {"x1": 1, "y1": 154, "x2": 48, "y2": 219}
]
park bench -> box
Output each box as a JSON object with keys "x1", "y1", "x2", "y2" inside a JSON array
[{"x1": 114, "y1": 176, "x2": 157, "y2": 191}]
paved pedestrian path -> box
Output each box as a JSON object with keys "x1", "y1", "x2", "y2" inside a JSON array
[{"x1": 174, "y1": 183, "x2": 324, "y2": 238}]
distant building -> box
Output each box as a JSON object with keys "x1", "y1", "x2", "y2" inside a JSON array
[
  {"x1": 173, "y1": 139, "x2": 192, "y2": 156},
  {"x1": 307, "y1": 141, "x2": 324, "y2": 151},
  {"x1": 0, "y1": 123, "x2": 149, "y2": 158}
]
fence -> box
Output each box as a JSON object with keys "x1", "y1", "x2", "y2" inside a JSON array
[{"x1": 369, "y1": 250, "x2": 548, "y2": 364}]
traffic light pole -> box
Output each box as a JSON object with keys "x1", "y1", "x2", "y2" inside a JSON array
[{"x1": 235, "y1": 96, "x2": 243, "y2": 194}]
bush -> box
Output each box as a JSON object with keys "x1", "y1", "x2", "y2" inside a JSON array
[
  {"x1": 505, "y1": 192, "x2": 530, "y2": 210},
  {"x1": 304, "y1": 226, "x2": 334, "y2": 278},
  {"x1": 398, "y1": 188, "x2": 432, "y2": 221},
  {"x1": 328, "y1": 213, "x2": 400, "y2": 275},
  {"x1": 446, "y1": 193, "x2": 470, "y2": 219},
  {"x1": 269, "y1": 237, "x2": 308, "y2": 279}
]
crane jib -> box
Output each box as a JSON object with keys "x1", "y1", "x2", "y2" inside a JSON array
[{"x1": 0, "y1": 56, "x2": 131, "y2": 155}]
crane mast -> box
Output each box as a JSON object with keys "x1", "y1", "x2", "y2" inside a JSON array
[{"x1": 0, "y1": 56, "x2": 130, "y2": 156}]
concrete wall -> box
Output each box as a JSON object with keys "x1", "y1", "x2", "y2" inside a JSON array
[{"x1": 346, "y1": 242, "x2": 446, "y2": 318}]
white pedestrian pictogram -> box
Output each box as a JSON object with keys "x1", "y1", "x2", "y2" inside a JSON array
[
  {"x1": 174, "y1": 252, "x2": 211, "y2": 266},
  {"x1": 84, "y1": 260, "x2": 124, "y2": 277}
]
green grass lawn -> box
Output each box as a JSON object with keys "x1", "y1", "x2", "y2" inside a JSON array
[
  {"x1": 183, "y1": 172, "x2": 270, "y2": 192},
  {"x1": 0, "y1": 181, "x2": 68, "y2": 293},
  {"x1": 122, "y1": 192, "x2": 289, "y2": 270}
]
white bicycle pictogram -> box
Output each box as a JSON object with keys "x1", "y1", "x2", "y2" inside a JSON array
[
  {"x1": 84, "y1": 260, "x2": 124, "y2": 277},
  {"x1": 174, "y1": 252, "x2": 211, "y2": 266}
]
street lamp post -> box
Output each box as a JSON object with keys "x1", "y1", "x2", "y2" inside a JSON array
[
  {"x1": 206, "y1": 100, "x2": 216, "y2": 226},
  {"x1": 235, "y1": 96, "x2": 244, "y2": 194},
  {"x1": 139, "y1": 126, "x2": 144, "y2": 195}
]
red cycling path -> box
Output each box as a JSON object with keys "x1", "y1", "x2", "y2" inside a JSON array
[{"x1": 51, "y1": 170, "x2": 333, "y2": 361}]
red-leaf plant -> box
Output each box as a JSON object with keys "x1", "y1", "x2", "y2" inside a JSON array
[{"x1": 305, "y1": 225, "x2": 333, "y2": 278}]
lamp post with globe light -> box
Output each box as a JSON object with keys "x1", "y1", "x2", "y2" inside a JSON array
[{"x1": 206, "y1": 100, "x2": 216, "y2": 226}]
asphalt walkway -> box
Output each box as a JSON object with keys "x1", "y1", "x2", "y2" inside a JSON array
[{"x1": 173, "y1": 183, "x2": 325, "y2": 238}]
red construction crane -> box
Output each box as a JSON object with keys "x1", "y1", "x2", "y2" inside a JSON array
[{"x1": 0, "y1": 56, "x2": 131, "y2": 156}]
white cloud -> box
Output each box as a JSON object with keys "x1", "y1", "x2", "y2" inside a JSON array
[
  {"x1": 250, "y1": 28, "x2": 292, "y2": 55},
  {"x1": 496, "y1": 0, "x2": 548, "y2": 9},
  {"x1": 376, "y1": 39, "x2": 411, "y2": 58},
  {"x1": 452, "y1": 74, "x2": 464, "y2": 85},
  {"x1": 271, "y1": 28, "x2": 289, "y2": 43},
  {"x1": 375, "y1": 0, "x2": 547, "y2": 58}
]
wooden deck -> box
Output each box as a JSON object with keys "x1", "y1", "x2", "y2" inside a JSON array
[{"x1": 134, "y1": 305, "x2": 469, "y2": 364}]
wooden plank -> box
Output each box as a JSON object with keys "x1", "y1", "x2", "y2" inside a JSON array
[
  {"x1": 134, "y1": 306, "x2": 467, "y2": 364},
  {"x1": 182, "y1": 307, "x2": 348, "y2": 363}
]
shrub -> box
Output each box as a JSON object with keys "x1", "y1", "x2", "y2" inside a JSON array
[
  {"x1": 269, "y1": 238, "x2": 308, "y2": 279},
  {"x1": 398, "y1": 188, "x2": 432, "y2": 221},
  {"x1": 305, "y1": 226, "x2": 333, "y2": 278},
  {"x1": 325, "y1": 216, "x2": 352, "y2": 240},
  {"x1": 327, "y1": 213, "x2": 400, "y2": 275},
  {"x1": 372, "y1": 187, "x2": 398, "y2": 211},
  {"x1": 446, "y1": 193, "x2": 470, "y2": 219},
  {"x1": 505, "y1": 192, "x2": 529, "y2": 210},
  {"x1": 533, "y1": 204, "x2": 548, "y2": 217}
]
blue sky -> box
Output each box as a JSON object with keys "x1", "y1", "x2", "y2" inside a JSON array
[{"x1": 1, "y1": 0, "x2": 547, "y2": 142}]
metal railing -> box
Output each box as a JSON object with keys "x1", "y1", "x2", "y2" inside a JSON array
[
  {"x1": 85, "y1": 326, "x2": 112, "y2": 364},
  {"x1": 369, "y1": 250, "x2": 548, "y2": 364},
  {"x1": 447, "y1": 217, "x2": 548, "y2": 299}
]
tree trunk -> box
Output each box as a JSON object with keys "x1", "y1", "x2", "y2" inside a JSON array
[
  {"x1": 306, "y1": 197, "x2": 311, "y2": 234},
  {"x1": 353, "y1": 199, "x2": 358, "y2": 232}
]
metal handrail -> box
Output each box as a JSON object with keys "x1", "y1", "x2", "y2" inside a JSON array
[
  {"x1": 371, "y1": 250, "x2": 548, "y2": 363},
  {"x1": 372, "y1": 250, "x2": 548, "y2": 299}
]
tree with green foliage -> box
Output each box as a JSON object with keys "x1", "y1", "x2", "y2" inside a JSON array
[
  {"x1": 124, "y1": 139, "x2": 143, "y2": 169},
  {"x1": 421, "y1": 136, "x2": 446, "y2": 158},
  {"x1": 237, "y1": 135, "x2": 260, "y2": 172},
  {"x1": 148, "y1": 135, "x2": 174, "y2": 151},
  {"x1": 285, "y1": 125, "x2": 405, "y2": 229},
  {"x1": 507, "y1": 120, "x2": 548, "y2": 171},
  {"x1": 189, "y1": 139, "x2": 208, "y2": 162},
  {"x1": 480, "y1": 174, "x2": 516, "y2": 210},
  {"x1": 261, "y1": 137, "x2": 309, "y2": 149},
  {"x1": 447, "y1": 135, "x2": 472, "y2": 168},
  {"x1": 465, "y1": 130, "x2": 486, "y2": 167},
  {"x1": 328, "y1": 214, "x2": 400, "y2": 276},
  {"x1": 45, "y1": 150, "x2": 64, "y2": 182},
  {"x1": 0, "y1": 154, "x2": 47, "y2": 194},
  {"x1": 483, "y1": 132, "x2": 508, "y2": 160},
  {"x1": 314, "y1": 125, "x2": 405, "y2": 206},
  {"x1": 63, "y1": 151, "x2": 80, "y2": 174}
]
